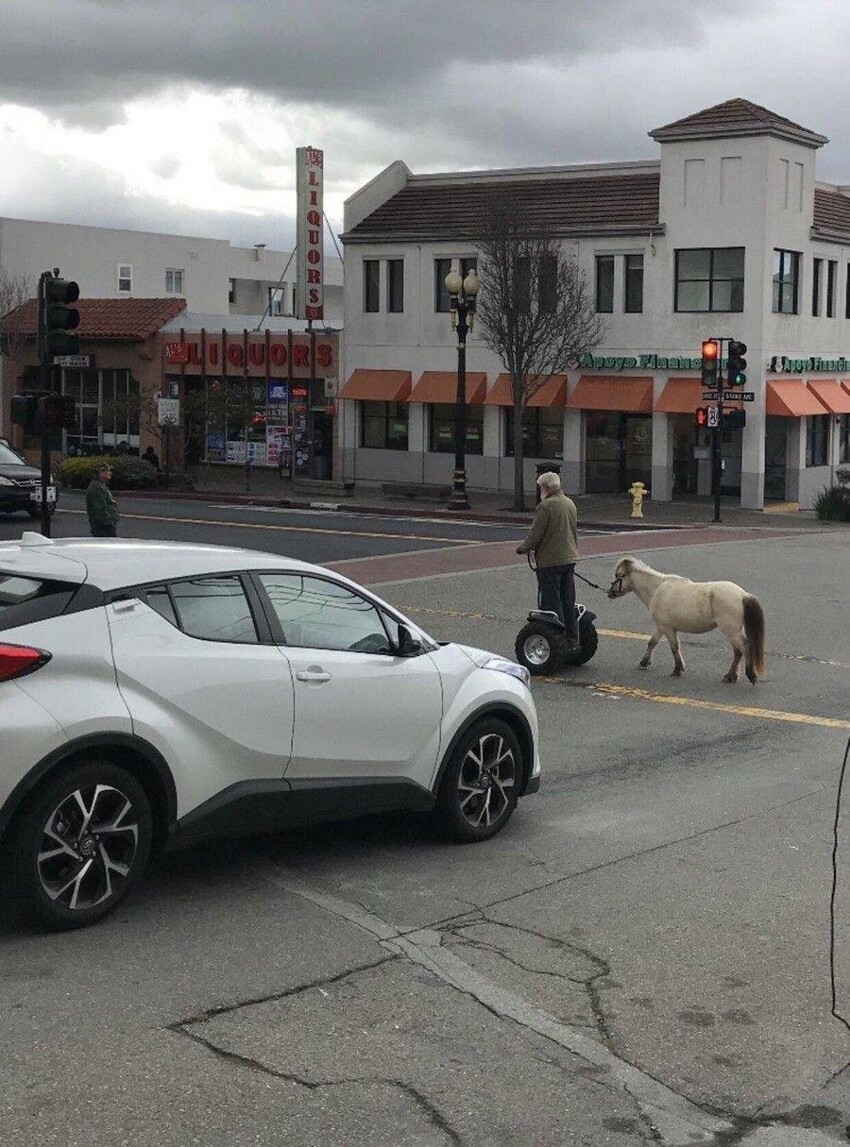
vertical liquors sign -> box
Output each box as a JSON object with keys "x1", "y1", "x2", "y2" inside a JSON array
[{"x1": 296, "y1": 146, "x2": 324, "y2": 321}]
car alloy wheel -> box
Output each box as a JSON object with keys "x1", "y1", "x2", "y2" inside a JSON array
[
  {"x1": 10, "y1": 761, "x2": 153, "y2": 930},
  {"x1": 435, "y1": 718, "x2": 522, "y2": 842}
]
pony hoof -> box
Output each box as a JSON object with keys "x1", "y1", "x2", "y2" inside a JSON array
[
  {"x1": 722, "y1": 673, "x2": 737, "y2": 683},
  {"x1": 638, "y1": 661, "x2": 650, "y2": 670},
  {"x1": 745, "y1": 671, "x2": 757, "y2": 684},
  {"x1": 671, "y1": 668, "x2": 683, "y2": 677}
]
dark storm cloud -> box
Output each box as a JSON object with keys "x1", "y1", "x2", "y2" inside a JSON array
[{"x1": 0, "y1": 0, "x2": 752, "y2": 125}]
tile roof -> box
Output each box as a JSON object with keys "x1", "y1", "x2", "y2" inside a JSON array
[
  {"x1": 812, "y1": 187, "x2": 850, "y2": 238},
  {"x1": 0, "y1": 297, "x2": 187, "y2": 342},
  {"x1": 343, "y1": 171, "x2": 661, "y2": 242},
  {"x1": 650, "y1": 98, "x2": 827, "y2": 148}
]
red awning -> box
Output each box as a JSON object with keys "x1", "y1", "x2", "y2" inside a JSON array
[
  {"x1": 484, "y1": 374, "x2": 567, "y2": 407},
  {"x1": 766, "y1": 379, "x2": 830, "y2": 417},
  {"x1": 654, "y1": 378, "x2": 704, "y2": 413},
  {"x1": 408, "y1": 371, "x2": 487, "y2": 404},
  {"x1": 338, "y1": 369, "x2": 412, "y2": 402},
  {"x1": 567, "y1": 376, "x2": 653, "y2": 413},
  {"x1": 806, "y1": 379, "x2": 850, "y2": 414}
]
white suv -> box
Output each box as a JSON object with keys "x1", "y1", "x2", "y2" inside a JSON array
[{"x1": 0, "y1": 535, "x2": 540, "y2": 929}]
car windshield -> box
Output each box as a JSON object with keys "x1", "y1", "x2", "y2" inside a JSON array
[{"x1": 0, "y1": 442, "x2": 26, "y2": 465}]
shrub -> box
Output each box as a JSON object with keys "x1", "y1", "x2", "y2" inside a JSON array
[
  {"x1": 813, "y1": 484, "x2": 850, "y2": 522},
  {"x1": 836, "y1": 467, "x2": 850, "y2": 487},
  {"x1": 59, "y1": 455, "x2": 159, "y2": 490}
]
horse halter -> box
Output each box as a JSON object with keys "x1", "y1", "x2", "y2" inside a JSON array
[{"x1": 607, "y1": 575, "x2": 625, "y2": 598}]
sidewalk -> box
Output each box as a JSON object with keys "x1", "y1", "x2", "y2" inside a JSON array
[{"x1": 137, "y1": 463, "x2": 831, "y2": 532}]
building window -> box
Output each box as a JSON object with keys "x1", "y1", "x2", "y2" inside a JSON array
[
  {"x1": 363, "y1": 260, "x2": 380, "y2": 312},
  {"x1": 595, "y1": 255, "x2": 614, "y2": 313},
  {"x1": 773, "y1": 249, "x2": 800, "y2": 314},
  {"x1": 228, "y1": 278, "x2": 236, "y2": 305},
  {"x1": 504, "y1": 408, "x2": 563, "y2": 459},
  {"x1": 165, "y1": 268, "x2": 184, "y2": 295},
  {"x1": 539, "y1": 255, "x2": 557, "y2": 313},
  {"x1": 117, "y1": 263, "x2": 133, "y2": 293},
  {"x1": 805, "y1": 414, "x2": 829, "y2": 466},
  {"x1": 387, "y1": 259, "x2": 404, "y2": 313},
  {"x1": 268, "y1": 287, "x2": 287, "y2": 316},
  {"x1": 827, "y1": 260, "x2": 837, "y2": 317},
  {"x1": 839, "y1": 414, "x2": 850, "y2": 463},
  {"x1": 846, "y1": 266, "x2": 850, "y2": 320},
  {"x1": 428, "y1": 404, "x2": 483, "y2": 455},
  {"x1": 675, "y1": 248, "x2": 744, "y2": 312},
  {"x1": 460, "y1": 257, "x2": 477, "y2": 282},
  {"x1": 360, "y1": 402, "x2": 408, "y2": 450},
  {"x1": 812, "y1": 258, "x2": 822, "y2": 316},
  {"x1": 435, "y1": 258, "x2": 453, "y2": 312},
  {"x1": 624, "y1": 254, "x2": 644, "y2": 314}
]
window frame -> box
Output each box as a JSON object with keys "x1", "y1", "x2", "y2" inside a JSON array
[
  {"x1": 624, "y1": 253, "x2": 644, "y2": 314},
  {"x1": 359, "y1": 401, "x2": 409, "y2": 451},
  {"x1": 110, "y1": 573, "x2": 270, "y2": 645},
  {"x1": 773, "y1": 248, "x2": 800, "y2": 314},
  {"x1": 812, "y1": 257, "x2": 822, "y2": 316},
  {"x1": 117, "y1": 263, "x2": 133, "y2": 293},
  {"x1": 827, "y1": 259, "x2": 837, "y2": 318},
  {"x1": 434, "y1": 258, "x2": 453, "y2": 313},
  {"x1": 595, "y1": 255, "x2": 614, "y2": 313},
  {"x1": 503, "y1": 406, "x2": 564, "y2": 459},
  {"x1": 839, "y1": 413, "x2": 850, "y2": 464},
  {"x1": 165, "y1": 267, "x2": 184, "y2": 295},
  {"x1": 805, "y1": 414, "x2": 829, "y2": 467},
  {"x1": 428, "y1": 403, "x2": 484, "y2": 455},
  {"x1": 674, "y1": 247, "x2": 744, "y2": 313},
  {"x1": 363, "y1": 259, "x2": 380, "y2": 313},
  {"x1": 386, "y1": 258, "x2": 404, "y2": 313}
]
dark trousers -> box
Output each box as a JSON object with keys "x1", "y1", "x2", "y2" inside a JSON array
[
  {"x1": 90, "y1": 523, "x2": 117, "y2": 537},
  {"x1": 536, "y1": 563, "x2": 578, "y2": 643}
]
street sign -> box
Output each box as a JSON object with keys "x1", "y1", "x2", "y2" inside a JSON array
[
  {"x1": 723, "y1": 390, "x2": 755, "y2": 402},
  {"x1": 157, "y1": 397, "x2": 180, "y2": 427},
  {"x1": 53, "y1": 355, "x2": 90, "y2": 368},
  {"x1": 702, "y1": 391, "x2": 719, "y2": 401}
]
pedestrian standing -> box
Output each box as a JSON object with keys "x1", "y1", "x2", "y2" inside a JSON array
[
  {"x1": 86, "y1": 463, "x2": 120, "y2": 537},
  {"x1": 516, "y1": 471, "x2": 580, "y2": 648}
]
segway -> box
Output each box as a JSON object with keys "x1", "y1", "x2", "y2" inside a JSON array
[{"x1": 515, "y1": 556, "x2": 599, "y2": 675}]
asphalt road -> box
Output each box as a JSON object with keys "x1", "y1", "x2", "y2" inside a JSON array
[{"x1": 1, "y1": 500, "x2": 849, "y2": 1146}]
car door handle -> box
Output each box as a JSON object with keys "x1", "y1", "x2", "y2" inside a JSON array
[{"x1": 296, "y1": 668, "x2": 331, "y2": 683}]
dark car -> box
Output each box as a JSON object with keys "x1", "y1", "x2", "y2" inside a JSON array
[{"x1": 0, "y1": 440, "x2": 57, "y2": 518}]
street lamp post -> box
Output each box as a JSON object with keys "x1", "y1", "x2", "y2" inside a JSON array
[{"x1": 445, "y1": 266, "x2": 479, "y2": 511}]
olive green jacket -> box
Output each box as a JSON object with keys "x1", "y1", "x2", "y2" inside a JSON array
[
  {"x1": 86, "y1": 479, "x2": 119, "y2": 528},
  {"x1": 517, "y1": 492, "x2": 579, "y2": 567}
]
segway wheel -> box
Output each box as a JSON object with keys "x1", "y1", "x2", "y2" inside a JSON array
[
  {"x1": 515, "y1": 621, "x2": 568, "y2": 676},
  {"x1": 567, "y1": 619, "x2": 599, "y2": 666}
]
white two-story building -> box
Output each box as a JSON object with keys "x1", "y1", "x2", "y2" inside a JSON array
[{"x1": 339, "y1": 98, "x2": 850, "y2": 509}]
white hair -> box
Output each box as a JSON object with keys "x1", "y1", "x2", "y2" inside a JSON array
[{"x1": 536, "y1": 471, "x2": 561, "y2": 493}]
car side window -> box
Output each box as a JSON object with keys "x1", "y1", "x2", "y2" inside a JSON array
[
  {"x1": 169, "y1": 576, "x2": 259, "y2": 644},
  {"x1": 258, "y1": 573, "x2": 392, "y2": 654},
  {"x1": 143, "y1": 585, "x2": 179, "y2": 628}
]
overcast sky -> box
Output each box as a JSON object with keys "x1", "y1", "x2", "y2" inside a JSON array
[{"x1": 0, "y1": 0, "x2": 847, "y2": 251}]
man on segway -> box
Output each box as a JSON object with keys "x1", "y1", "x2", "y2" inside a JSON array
[{"x1": 516, "y1": 470, "x2": 579, "y2": 651}]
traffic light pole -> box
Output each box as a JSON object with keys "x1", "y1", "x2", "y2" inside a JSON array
[
  {"x1": 37, "y1": 272, "x2": 53, "y2": 539},
  {"x1": 711, "y1": 336, "x2": 725, "y2": 525}
]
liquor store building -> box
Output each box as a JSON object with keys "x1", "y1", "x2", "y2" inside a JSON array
[{"x1": 339, "y1": 99, "x2": 850, "y2": 509}]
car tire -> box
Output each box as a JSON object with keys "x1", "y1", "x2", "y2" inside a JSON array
[
  {"x1": 514, "y1": 620, "x2": 568, "y2": 675},
  {"x1": 7, "y1": 760, "x2": 153, "y2": 931},
  {"x1": 434, "y1": 718, "x2": 522, "y2": 842}
]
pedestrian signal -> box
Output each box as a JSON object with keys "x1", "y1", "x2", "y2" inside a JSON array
[{"x1": 695, "y1": 407, "x2": 709, "y2": 428}]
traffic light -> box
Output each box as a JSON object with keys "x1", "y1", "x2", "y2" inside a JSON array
[
  {"x1": 39, "y1": 393, "x2": 77, "y2": 432},
  {"x1": 701, "y1": 340, "x2": 719, "y2": 387},
  {"x1": 10, "y1": 394, "x2": 39, "y2": 432},
  {"x1": 695, "y1": 407, "x2": 709, "y2": 428},
  {"x1": 38, "y1": 272, "x2": 80, "y2": 362},
  {"x1": 727, "y1": 340, "x2": 747, "y2": 386},
  {"x1": 725, "y1": 408, "x2": 747, "y2": 431}
]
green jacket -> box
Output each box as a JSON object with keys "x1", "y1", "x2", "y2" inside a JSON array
[
  {"x1": 517, "y1": 492, "x2": 579, "y2": 567},
  {"x1": 86, "y1": 479, "x2": 119, "y2": 528}
]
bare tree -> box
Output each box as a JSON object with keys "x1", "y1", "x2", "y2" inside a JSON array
[
  {"x1": 0, "y1": 270, "x2": 34, "y2": 360},
  {"x1": 475, "y1": 196, "x2": 603, "y2": 510}
]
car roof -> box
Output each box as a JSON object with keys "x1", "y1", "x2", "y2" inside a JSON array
[{"x1": 0, "y1": 535, "x2": 325, "y2": 591}]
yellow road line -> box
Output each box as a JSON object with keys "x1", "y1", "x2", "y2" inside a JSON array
[
  {"x1": 61, "y1": 508, "x2": 481, "y2": 546},
  {"x1": 540, "y1": 680, "x2": 850, "y2": 730}
]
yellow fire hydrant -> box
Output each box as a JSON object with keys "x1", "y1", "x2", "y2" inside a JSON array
[{"x1": 629, "y1": 481, "x2": 648, "y2": 518}]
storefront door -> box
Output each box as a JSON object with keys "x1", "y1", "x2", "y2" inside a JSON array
[
  {"x1": 586, "y1": 413, "x2": 652, "y2": 493},
  {"x1": 764, "y1": 417, "x2": 787, "y2": 500}
]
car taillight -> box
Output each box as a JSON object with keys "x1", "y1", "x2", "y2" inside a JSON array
[{"x1": 0, "y1": 644, "x2": 51, "y2": 682}]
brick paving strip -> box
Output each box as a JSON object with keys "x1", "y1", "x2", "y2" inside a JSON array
[{"x1": 328, "y1": 526, "x2": 812, "y2": 586}]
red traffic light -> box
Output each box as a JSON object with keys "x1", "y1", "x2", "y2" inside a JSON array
[
  {"x1": 700, "y1": 340, "x2": 719, "y2": 387},
  {"x1": 701, "y1": 340, "x2": 718, "y2": 362},
  {"x1": 695, "y1": 407, "x2": 709, "y2": 428}
]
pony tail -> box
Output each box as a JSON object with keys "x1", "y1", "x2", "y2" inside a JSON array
[{"x1": 743, "y1": 595, "x2": 766, "y2": 677}]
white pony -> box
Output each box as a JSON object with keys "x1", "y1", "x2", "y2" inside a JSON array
[{"x1": 607, "y1": 556, "x2": 766, "y2": 684}]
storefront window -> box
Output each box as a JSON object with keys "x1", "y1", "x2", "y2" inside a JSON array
[
  {"x1": 58, "y1": 368, "x2": 140, "y2": 457},
  {"x1": 839, "y1": 414, "x2": 850, "y2": 464},
  {"x1": 504, "y1": 408, "x2": 563, "y2": 458},
  {"x1": 428, "y1": 404, "x2": 483, "y2": 455},
  {"x1": 805, "y1": 414, "x2": 829, "y2": 466},
  {"x1": 360, "y1": 402, "x2": 409, "y2": 450}
]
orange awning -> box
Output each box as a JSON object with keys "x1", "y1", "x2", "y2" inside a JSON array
[
  {"x1": 807, "y1": 379, "x2": 850, "y2": 414},
  {"x1": 567, "y1": 375, "x2": 653, "y2": 413},
  {"x1": 484, "y1": 374, "x2": 567, "y2": 407},
  {"x1": 766, "y1": 379, "x2": 830, "y2": 417},
  {"x1": 654, "y1": 378, "x2": 704, "y2": 414},
  {"x1": 339, "y1": 369, "x2": 412, "y2": 402},
  {"x1": 408, "y1": 371, "x2": 487, "y2": 405}
]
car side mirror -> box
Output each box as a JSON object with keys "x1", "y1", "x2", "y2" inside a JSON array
[{"x1": 396, "y1": 624, "x2": 423, "y2": 657}]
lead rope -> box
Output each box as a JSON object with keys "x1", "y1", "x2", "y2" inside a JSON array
[{"x1": 526, "y1": 551, "x2": 605, "y2": 593}]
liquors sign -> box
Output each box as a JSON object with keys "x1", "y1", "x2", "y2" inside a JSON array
[{"x1": 296, "y1": 146, "x2": 324, "y2": 321}]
